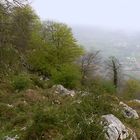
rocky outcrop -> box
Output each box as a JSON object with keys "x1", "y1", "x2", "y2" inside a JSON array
[
  {"x1": 52, "y1": 85, "x2": 75, "y2": 97},
  {"x1": 119, "y1": 102, "x2": 139, "y2": 119},
  {"x1": 102, "y1": 114, "x2": 137, "y2": 140},
  {"x1": 102, "y1": 114, "x2": 129, "y2": 140}
]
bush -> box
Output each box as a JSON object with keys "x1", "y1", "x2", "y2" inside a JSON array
[
  {"x1": 51, "y1": 64, "x2": 82, "y2": 89},
  {"x1": 27, "y1": 47, "x2": 51, "y2": 77},
  {"x1": 12, "y1": 73, "x2": 31, "y2": 91}
]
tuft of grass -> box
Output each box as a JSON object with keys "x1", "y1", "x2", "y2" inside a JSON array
[{"x1": 12, "y1": 73, "x2": 32, "y2": 91}]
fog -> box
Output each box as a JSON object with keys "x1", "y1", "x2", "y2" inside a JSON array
[{"x1": 32, "y1": 0, "x2": 140, "y2": 32}]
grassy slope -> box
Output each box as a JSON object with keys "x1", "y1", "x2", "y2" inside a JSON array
[{"x1": 0, "y1": 83, "x2": 140, "y2": 140}]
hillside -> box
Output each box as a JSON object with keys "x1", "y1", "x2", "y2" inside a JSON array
[
  {"x1": 0, "y1": 83, "x2": 140, "y2": 140},
  {"x1": 0, "y1": 1, "x2": 140, "y2": 140}
]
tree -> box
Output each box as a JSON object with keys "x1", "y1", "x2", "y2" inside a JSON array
[
  {"x1": 105, "y1": 56, "x2": 121, "y2": 88},
  {"x1": 41, "y1": 21, "x2": 83, "y2": 67},
  {"x1": 11, "y1": 5, "x2": 37, "y2": 51},
  {"x1": 1, "y1": 0, "x2": 29, "y2": 11},
  {"x1": 79, "y1": 51, "x2": 100, "y2": 85},
  {"x1": 0, "y1": 1, "x2": 12, "y2": 47},
  {"x1": 28, "y1": 21, "x2": 83, "y2": 76},
  {"x1": 0, "y1": 0, "x2": 33, "y2": 50},
  {"x1": 0, "y1": 1, "x2": 20, "y2": 76},
  {"x1": 0, "y1": 1, "x2": 38, "y2": 77},
  {"x1": 27, "y1": 21, "x2": 83, "y2": 88}
]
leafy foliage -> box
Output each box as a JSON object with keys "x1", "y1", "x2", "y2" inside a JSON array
[{"x1": 51, "y1": 64, "x2": 82, "y2": 89}]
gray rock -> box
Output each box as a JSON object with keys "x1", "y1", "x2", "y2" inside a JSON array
[
  {"x1": 132, "y1": 99, "x2": 140, "y2": 104},
  {"x1": 119, "y1": 102, "x2": 139, "y2": 119},
  {"x1": 102, "y1": 114, "x2": 129, "y2": 140},
  {"x1": 4, "y1": 135, "x2": 19, "y2": 140},
  {"x1": 102, "y1": 114, "x2": 138, "y2": 140},
  {"x1": 52, "y1": 85, "x2": 75, "y2": 97}
]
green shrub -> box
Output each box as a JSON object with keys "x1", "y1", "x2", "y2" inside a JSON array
[
  {"x1": 51, "y1": 64, "x2": 82, "y2": 89},
  {"x1": 27, "y1": 47, "x2": 51, "y2": 76},
  {"x1": 12, "y1": 74, "x2": 31, "y2": 91}
]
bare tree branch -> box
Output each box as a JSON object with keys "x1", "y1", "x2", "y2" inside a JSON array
[
  {"x1": 79, "y1": 50, "x2": 101, "y2": 84},
  {"x1": 105, "y1": 56, "x2": 122, "y2": 88}
]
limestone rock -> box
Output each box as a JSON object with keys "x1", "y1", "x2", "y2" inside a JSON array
[
  {"x1": 102, "y1": 114, "x2": 138, "y2": 140},
  {"x1": 119, "y1": 102, "x2": 139, "y2": 119},
  {"x1": 102, "y1": 114, "x2": 129, "y2": 140},
  {"x1": 52, "y1": 85, "x2": 75, "y2": 97},
  {"x1": 4, "y1": 135, "x2": 19, "y2": 140},
  {"x1": 133, "y1": 99, "x2": 140, "y2": 104}
]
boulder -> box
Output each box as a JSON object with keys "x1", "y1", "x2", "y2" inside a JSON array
[
  {"x1": 102, "y1": 114, "x2": 138, "y2": 140},
  {"x1": 102, "y1": 114, "x2": 129, "y2": 140},
  {"x1": 4, "y1": 135, "x2": 19, "y2": 140},
  {"x1": 119, "y1": 102, "x2": 139, "y2": 119},
  {"x1": 52, "y1": 85, "x2": 75, "y2": 97},
  {"x1": 133, "y1": 99, "x2": 140, "y2": 104}
]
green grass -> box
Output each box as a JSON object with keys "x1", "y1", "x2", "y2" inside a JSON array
[{"x1": 0, "y1": 81, "x2": 140, "y2": 140}]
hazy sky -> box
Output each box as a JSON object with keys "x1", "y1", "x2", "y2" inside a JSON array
[{"x1": 31, "y1": 0, "x2": 140, "y2": 31}]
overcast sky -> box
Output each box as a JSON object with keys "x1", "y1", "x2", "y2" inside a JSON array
[{"x1": 31, "y1": 0, "x2": 140, "y2": 31}]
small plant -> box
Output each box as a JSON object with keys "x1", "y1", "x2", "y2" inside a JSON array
[{"x1": 12, "y1": 73, "x2": 31, "y2": 91}]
